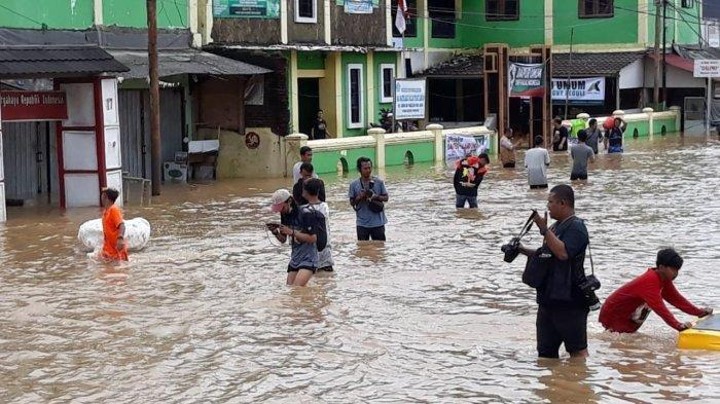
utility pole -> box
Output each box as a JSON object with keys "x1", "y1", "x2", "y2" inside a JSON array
[
  {"x1": 147, "y1": 0, "x2": 161, "y2": 196},
  {"x1": 653, "y1": 0, "x2": 662, "y2": 106},
  {"x1": 662, "y1": 0, "x2": 668, "y2": 107}
]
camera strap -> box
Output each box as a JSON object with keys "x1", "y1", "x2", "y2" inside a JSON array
[
  {"x1": 587, "y1": 240, "x2": 595, "y2": 276},
  {"x1": 516, "y1": 211, "x2": 537, "y2": 241}
]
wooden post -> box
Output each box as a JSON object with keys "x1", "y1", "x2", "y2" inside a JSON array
[
  {"x1": 147, "y1": 0, "x2": 161, "y2": 196},
  {"x1": 529, "y1": 97, "x2": 534, "y2": 148}
]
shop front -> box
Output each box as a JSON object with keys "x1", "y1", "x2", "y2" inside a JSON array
[{"x1": 0, "y1": 45, "x2": 128, "y2": 222}]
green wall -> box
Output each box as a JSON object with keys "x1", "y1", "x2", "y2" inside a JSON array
[
  {"x1": 0, "y1": 0, "x2": 94, "y2": 29},
  {"x1": 103, "y1": 0, "x2": 189, "y2": 28},
  {"x1": 342, "y1": 52, "x2": 369, "y2": 137},
  {"x1": 374, "y1": 52, "x2": 398, "y2": 123},
  {"x1": 385, "y1": 143, "x2": 434, "y2": 165},
  {"x1": 313, "y1": 148, "x2": 377, "y2": 174},
  {"x1": 554, "y1": 0, "x2": 638, "y2": 45},
  {"x1": 458, "y1": 0, "x2": 545, "y2": 48},
  {"x1": 298, "y1": 52, "x2": 325, "y2": 70}
]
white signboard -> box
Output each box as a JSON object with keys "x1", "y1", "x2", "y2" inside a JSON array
[
  {"x1": 551, "y1": 77, "x2": 606, "y2": 102},
  {"x1": 445, "y1": 134, "x2": 489, "y2": 168},
  {"x1": 394, "y1": 79, "x2": 426, "y2": 120},
  {"x1": 693, "y1": 59, "x2": 720, "y2": 78}
]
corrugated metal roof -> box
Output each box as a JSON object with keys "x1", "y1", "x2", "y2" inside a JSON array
[
  {"x1": 109, "y1": 48, "x2": 271, "y2": 79},
  {"x1": 552, "y1": 51, "x2": 645, "y2": 77},
  {"x1": 415, "y1": 54, "x2": 484, "y2": 78},
  {"x1": 0, "y1": 45, "x2": 128, "y2": 78}
]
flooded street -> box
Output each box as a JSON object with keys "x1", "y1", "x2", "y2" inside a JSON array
[{"x1": 1, "y1": 134, "x2": 719, "y2": 403}]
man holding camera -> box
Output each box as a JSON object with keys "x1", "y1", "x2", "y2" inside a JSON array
[
  {"x1": 599, "y1": 248, "x2": 713, "y2": 333},
  {"x1": 518, "y1": 185, "x2": 591, "y2": 358},
  {"x1": 349, "y1": 157, "x2": 389, "y2": 241}
]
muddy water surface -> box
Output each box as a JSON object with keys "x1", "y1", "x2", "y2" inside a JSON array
[{"x1": 1, "y1": 135, "x2": 719, "y2": 403}]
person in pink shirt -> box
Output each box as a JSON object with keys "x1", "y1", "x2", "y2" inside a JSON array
[{"x1": 599, "y1": 248, "x2": 713, "y2": 333}]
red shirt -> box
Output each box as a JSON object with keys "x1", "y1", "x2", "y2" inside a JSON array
[{"x1": 599, "y1": 269, "x2": 704, "y2": 332}]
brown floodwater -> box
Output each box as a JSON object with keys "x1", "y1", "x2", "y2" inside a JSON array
[{"x1": 1, "y1": 134, "x2": 719, "y2": 403}]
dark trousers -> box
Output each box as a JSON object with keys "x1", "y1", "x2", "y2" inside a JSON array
[
  {"x1": 536, "y1": 305, "x2": 589, "y2": 358},
  {"x1": 357, "y1": 225, "x2": 386, "y2": 241}
]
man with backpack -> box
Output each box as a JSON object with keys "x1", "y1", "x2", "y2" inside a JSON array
[{"x1": 269, "y1": 180, "x2": 327, "y2": 286}]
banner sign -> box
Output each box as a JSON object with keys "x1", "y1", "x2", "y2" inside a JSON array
[
  {"x1": 344, "y1": 0, "x2": 373, "y2": 14},
  {"x1": 508, "y1": 62, "x2": 545, "y2": 97},
  {"x1": 693, "y1": 59, "x2": 720, "y2": 78},
  {"x1": 445, "y1": 134, "x2": 489, "y2": 168},
  {"x1": 551, "y1": 77, "x2": 606, "y2": 102},
  {"x1": 394, "y1": 79, "x2": 426, "y2": 120},
  {"x1": 213, "y1": 0, "x2": 280, "y2": 18},
  {"x1": 1, "y1": 91, "x2": 68, "y2": 121}
]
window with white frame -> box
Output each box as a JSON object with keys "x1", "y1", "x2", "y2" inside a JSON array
[
  {"x1": 295, "y1": 0, "x2": 317, "y2": 23},
  {"x1": 379, "y1": 64, "x2": 395, "y2": 103},
  {"x1": 347, "y1": 64, "x2": 364, "y2": 128}
]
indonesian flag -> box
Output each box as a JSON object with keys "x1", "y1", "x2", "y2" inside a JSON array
[{"x1": 395, "y1": 0, "x2": 408, "y2": 35}]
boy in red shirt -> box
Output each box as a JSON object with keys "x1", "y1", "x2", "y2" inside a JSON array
[
  {"x1": 599, "y1": 248, "x2": 712, "y2": 332},
  {"x1": 101, "y1": 188, "x2": 128, "y2": 261}
]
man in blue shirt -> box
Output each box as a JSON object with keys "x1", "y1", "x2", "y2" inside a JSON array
[{"x1": 349, "y1": 157, "x2": 389, "y2": 241}]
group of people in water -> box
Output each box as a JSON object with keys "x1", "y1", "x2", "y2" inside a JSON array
[{"x1": 93, "y1": 116, "x2": 712, "y2": 359}]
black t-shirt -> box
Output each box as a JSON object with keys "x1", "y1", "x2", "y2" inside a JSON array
[
  {"x1": 608, "y1": 127, "x2": 623, "y2": 148},
  {"x1": 537, "y1": 216, "x2": 589, "y2": 308},
  {"x1": 552, "y1": 126, "x2": 568, "y2": 151},
  {"x1": 312, "y1": 119, "x2": 328, "y2": 140},
  {"x1": 293, "y1": 178, "x2": 326, "y2": 205}
]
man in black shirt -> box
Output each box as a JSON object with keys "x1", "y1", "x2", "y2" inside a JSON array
[
  {"x1": 552, "y1": 118, "x2": 569, "y2": 152},
  {"x1": 453, "y1": 153, "x2": 489, "y2": 208},
  {"x1": 293, "y1": 163, "x2": 326, "y2": 205},
  {"x1": 519, "y1": 184, "x2": 590, "y2": 359}
]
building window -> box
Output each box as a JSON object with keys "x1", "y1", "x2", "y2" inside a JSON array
[
  {"x1": 347, "y1": 64, "x2": 364, "y2": 128},
  {"x1": 486, "y1": 0, "x2": 519, "y2": 21},
  {"x1": 295, "y1": 0, "x2": 317, "y2": 23},
  {"x1": 379, "y1": 64, "x2": 395, "y2": 103},
  {"x1": 393, "y1": 0, "x2": 418, "y2": 38},
  {"x1": 429, "y1": 0, "x2": 455, "y2": 39},
  {"x1": 578, "y1": 0, "x2": 613, "y2": 19}
]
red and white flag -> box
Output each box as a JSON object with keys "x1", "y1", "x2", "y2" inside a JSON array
[{"x1": 395, "y1": 0, "x2": 407, "y2": 34}]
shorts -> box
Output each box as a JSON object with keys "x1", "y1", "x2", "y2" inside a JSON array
[
  {"x1": 530, "y1": 184, "x2": 548, "y2": 190},
  {"x1": 536, "y1": 305, "x2": 589, "y2": 358},
  {"x1": 287, "y1": 265, "x2": 317, "y2": 273},
  {"x1": 357, "y1": 225, "x2": 386, "y2": 241},
  {"x1": 570, "y1": 173, "x2": 588, "y2": 180},
  {"x1": 503, "y1": 163, "x2": 516, "y2": 168},
  {"x1": 608, "y1": 146, "x2": 623, "y2": 153},
  {"x1": 318, "y1": 266, "x2": 334, "y2": 272}
]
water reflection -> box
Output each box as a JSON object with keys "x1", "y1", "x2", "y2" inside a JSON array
[{"x1": 0, "y1": 134, "x2": 719, "y2": 402}]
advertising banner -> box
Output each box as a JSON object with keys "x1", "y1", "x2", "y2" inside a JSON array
[
  {"x1": 344, "y1": 0, "x2": 373, "y2": 14},
  {"x1": 213, "y1": 0, "x2": 280, "y2": 18},
  {"x1": 508, "y1": 62, "x2": 545, "y2": 98},
  {"x1": 394, "y1": 79, "x2": 426, "y2": 120},
  {"x1": 551, "y1": 77, "x2": 606, "y2": 103},
  {"x1": 445, "y1": 134, "x2": 489, "y2": 168},
  {"x1": 0, "y1": 91, "x2": 68, "y2": 121}
]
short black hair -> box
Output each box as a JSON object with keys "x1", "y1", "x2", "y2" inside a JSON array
[
  {"x1": 304, "y1": 178, "x2": 322, "y2": 197},
  {"x1": 534, "y1": 135, "x2": 544, "y2": 146},
  {"x1": 102, "y1": 188, "x2": 120, "y2": 203},
  {"x1": 300, "y1": 162, "x2": 314, "y2": 173},
  {"x1": 550, "y1": 184, "x2": 575, "y2": 208},
  {"x1": 478, "y1": 152, "x2": 490, "y2": 164},
  {"x1": 300, "y1": 146, "x2": 312, "y2": 156},
  {"x1": 553, "y1": 117, "x2": 562, "y2": 125},
  {"x1": 588, "y1": 118, "x2": 597, "y2": 126},
  {"x1": 356, "y1": 156, "x2": 372, "y2": 171},
  {"x1": 657, "y1": 248, "x2": 683, "y2": 269},
  {"x1": 578, "y1": 130, "x2": 588, "y2": 142}
]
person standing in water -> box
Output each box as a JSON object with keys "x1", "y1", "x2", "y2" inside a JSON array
[
  {"x1": 525, "y1": 135, "x2": 551, "y2": 189},
  {"x1": 570, "y1": 130, "x2": 595, "y2": 181},
  {"x1": 604, "y1": 117, "x2": 625, "y2": 153},
  {"x1": 100, "y1": 188, "x2": 128, "y2": 261}
]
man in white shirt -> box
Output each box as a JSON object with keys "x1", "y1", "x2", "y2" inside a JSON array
[
  {"x1": 292, "y1": 146, "x2": 319, "y2": 183},
  {"x1": 524, "y1": 135, "x2": 550, "y2": 189}
]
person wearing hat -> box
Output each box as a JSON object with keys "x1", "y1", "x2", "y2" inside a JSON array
[
  {"x1": 599, "y1": 248, "x2": 713, "y2": 333},
  {"x1": 453, "y1": 153, "x2": 489, "y2": 208},
  {"x1": 269, "y1": 187, "x2": 321, "y2": 286}
]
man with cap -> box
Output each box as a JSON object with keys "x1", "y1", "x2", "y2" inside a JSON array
[
  {"x1": 599, "y1": 248, "x2": 713, "y2": 333},
  {"x1": 269, "y1": 187, "x2": 321, "y2": 286}
]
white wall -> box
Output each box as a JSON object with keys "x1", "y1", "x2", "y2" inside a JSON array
[
  {"x1": 643, "y1": 61, "x2": 706, "y2": 88},
  {"x1": 620, "y1": 59, "x2": 645, "y2": 89}
]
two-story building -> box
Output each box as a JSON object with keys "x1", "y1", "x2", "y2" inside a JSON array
[
  {"x1": 201, "y1": 0, "x2": 402, "y2": 140},
  {"x1": 401, "y1": 0, "x2": 709, "y2": 127}
]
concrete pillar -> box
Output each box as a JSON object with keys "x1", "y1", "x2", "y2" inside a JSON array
[
  {"x1": 669, "y1": 106, "x2": 682, "y2": 132},
  {"x1": 368, "y1": 127, "x2": 386, "y2": 168},
  {"x1": 0, "y1": 106, "x2": 5, "y2": 222},
  {"x1": 284, "y1": 133, "x2": 309, "y2": 177},
  {"x1": 426, "y1": 123, "x2": 444, "y2": 163},
  {"x1": 642, "y1": 107, "x2": 654, "y2": 138}
]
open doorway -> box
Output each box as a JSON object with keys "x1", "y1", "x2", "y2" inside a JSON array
[
  {"x1": 2, "y1": 122, "x2": 58, "y2": 206},
  {"x1": 298, "y1": 78, "x2": 320, "y2": 138}
]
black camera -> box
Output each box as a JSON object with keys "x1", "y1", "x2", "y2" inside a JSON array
[
  {"x1": 501, "y1": 237, "x2": 521, "y2": 263},
  {"x1": 578, "y1": 274, "x2": 602, "y2": 311}
]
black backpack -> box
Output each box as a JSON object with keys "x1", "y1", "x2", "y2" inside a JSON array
[{"x1": 301, "y1": 205, "x2": 327, "y2": 252}]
